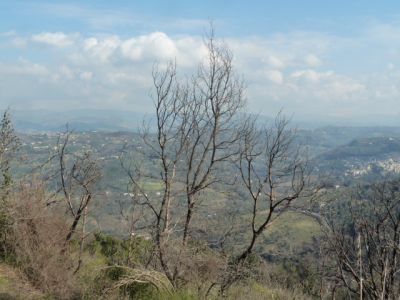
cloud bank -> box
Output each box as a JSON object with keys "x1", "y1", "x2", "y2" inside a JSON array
[{"x1": 1, "y1": 24, "x2": 400, "y2": 122}]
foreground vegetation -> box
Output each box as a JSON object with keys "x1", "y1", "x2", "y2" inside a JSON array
[{"x1": 0, "y1": 181, "x2": 313, "y2": 299}]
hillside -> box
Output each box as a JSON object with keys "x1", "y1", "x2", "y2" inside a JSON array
[{"x1": 2, "y1": 126, "x2": 400, "y2": 299}]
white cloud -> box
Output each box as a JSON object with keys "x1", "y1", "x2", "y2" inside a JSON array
[
  {"x1": 0, "y1": 60, "x2": 49, "y2": 76},
  {"x1": 120, "y1": 32, "x2": 177, "y2": 61},
  {"x1": 78, "y1": 32, "x2": 204, "y2": 69},
  {"x1": 32, "y1": 32, "x2": 75, "y2": 47},
  {"x1": 327, "y1": 79, "x2": 365, "y2": 96},
  {"x1": 265, "y1": 55, "x2": 285, "y2": 69},
  {"x1": 59, "y1": 65, "x2": 74, "y2": 79},
  {"x1": 304, "y1": 54, "x2": 321, "y2": 67},
  {"x1": 174, "y1": 37, "x2": 206, "y2": 68},
  {"x1": 80, "y1": 71, "x2": 93, "y2": 81},
  {"x1": 289, "y1": 69, "x2": 365, "y2": 100},
  {"x1": 264, "y1": 70, "x2": 284, "y2": 84},
  {"x1": 291, "y1": 69, "x2": 334, "y2": 82},
  {"x1": 3, "y1": 26, "x2": 400, "y2": 121},
  {"x1": 83, "y1": 37, "x2": 98, "y2": 50},
  {"x1": 1, "y1": 31, "x2": 17, "y2": 37},
  {"x1": 83, "y1": 36, "x2": 120, "y2": 62},
  {"x1": 11, "y1": 37, "x2": 27, "y2": 48}
]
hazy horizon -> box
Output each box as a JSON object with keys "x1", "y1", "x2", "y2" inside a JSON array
[{"x1": 8, "y1": 108, "x2": 400, "y2": 131}]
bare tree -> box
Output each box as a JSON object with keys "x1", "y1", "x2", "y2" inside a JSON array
[
  {"x1": 55, "y1": 129, "x2": 101, "y2": 250},
  {"x1": 118, "y1": 151, "x2": 153, "y2": 265},
  {"x1": 0, "y1": 109, "x2": 20, "y2": 257},
  {"x1": 236, "y1": 114, "x2": 308, "y2": 262},
  {"x1": 123, "y1": 28, "x2": 245, "y2": 284},
  {"x1": 323, "y1": 181, "x2": 400, "y2": 299},
  {"x1": 0, "y1": 110, "x2": 20, "y2": 196},
  {"x1": 178, "y1": 32, "x2": 245, "y2": 246},
  {"x1": 214, "y1": 115, "x2": 309, "y2": 294}
]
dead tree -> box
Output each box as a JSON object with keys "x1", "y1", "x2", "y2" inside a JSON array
[
  {"x1": 0, "y1": 110, "x2": 20, "y2": 196},
  {"x1": 323, "y1": 181, "x2": 400, "y2": 299},
  {"x1": 178, "y1": 33, "x2": 245, "y2": 246},
  {"x1": 0, "y1": 109, "x2": 20, "y2": 257},
  {"x1": 55, "y1": 130, "x2": 101, "y2": 248},
  {"x1": 215, "y1": 115, "x2": 309, "y2": 294},
  {"x1": 123, "y1": 29, "x2": 245, "y2": 283},
  {"x1": 237, "y1": 114, "x2": 307, "y2": 261},
  {"x1": 118, "y1": 151, "x2": 153, "y2": 265}
]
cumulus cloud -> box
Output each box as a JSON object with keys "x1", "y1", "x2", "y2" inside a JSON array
[
  {"x1": 83, "y1": 36, "x2": 120, "y2": 62},
  {"x1": 0, "y1": 31, "x2": 17, "y2": 37},
  {"x1": 79, "y1": 71, "x2": 93, "y2": 81},
  {"x1": 291, "y1": 69, "x2": 334, "y2": 82},
  {"x1": 11, "y1": 37, "x2": 27, "y2": 48},
  {"x1": 0, "y1": 59, "x2": 49, "y2": 76},
  {"x1": 265, "y1": 55, "x2": 285, "y2": 69},
  {"x1": 32, "y1": 32, "x2": 75, "y2": 47},
  {"x1": 304, "y1": 54, "x2": 321, "y2": 67},
  {"x1": 288, "y1": 69, "x2": 365, "y2": 100},
  {"x1": 77, "y1": 32, "x2": 206, "y2": 71},
  {"x1": 264, "y1": 70, "x2": 284, "y2": 84},
  {"x1": 120, "y1": 32, "x2": 177, "y2": 61},
  {"x1": 1, "y1": 26, "x2": 400, "y2": 120},
  {"x1": 58, "y1": 65, "x2": 74, "y2": 79},
  {"x1": 327, "y1": 80, "x2": 365, "y2": 96}
]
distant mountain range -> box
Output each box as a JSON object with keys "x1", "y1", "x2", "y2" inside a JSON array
[
  {"x1": 8, "y1": 109, "x2": 400, "y2": 133},
  {"x1": 10, "y1": 109, "x2": 149, "y2": 132},
  {"x1": 320, "y1": 137, "x2": 400, "y2": 161}
]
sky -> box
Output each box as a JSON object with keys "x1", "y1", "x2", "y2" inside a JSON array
[{"x1": 2, "y1": 0, "x2": 400, "y2": 123}]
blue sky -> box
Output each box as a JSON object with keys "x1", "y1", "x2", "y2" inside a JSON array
[
  {"x1": 2, "y1": 1, "x2": 400, "y2": 123},
  {"x1": 2, "y1": 1, "x2": 398, "y2": 36}
]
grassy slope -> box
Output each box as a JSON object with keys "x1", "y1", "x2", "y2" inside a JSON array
[{"x1": 260, "y1": 212, "x2": 321, "y2": 256}]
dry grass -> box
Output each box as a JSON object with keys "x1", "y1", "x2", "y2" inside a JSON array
[
  {"x1": 8, "y1": 182, "x2": 81, "y2": 299},
  {"x1": 0, "y1": 263, "x2": 45, "y2": 299},
  {"x1": 104, "y1": 266, "x2": 174, "y2": 296}
]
